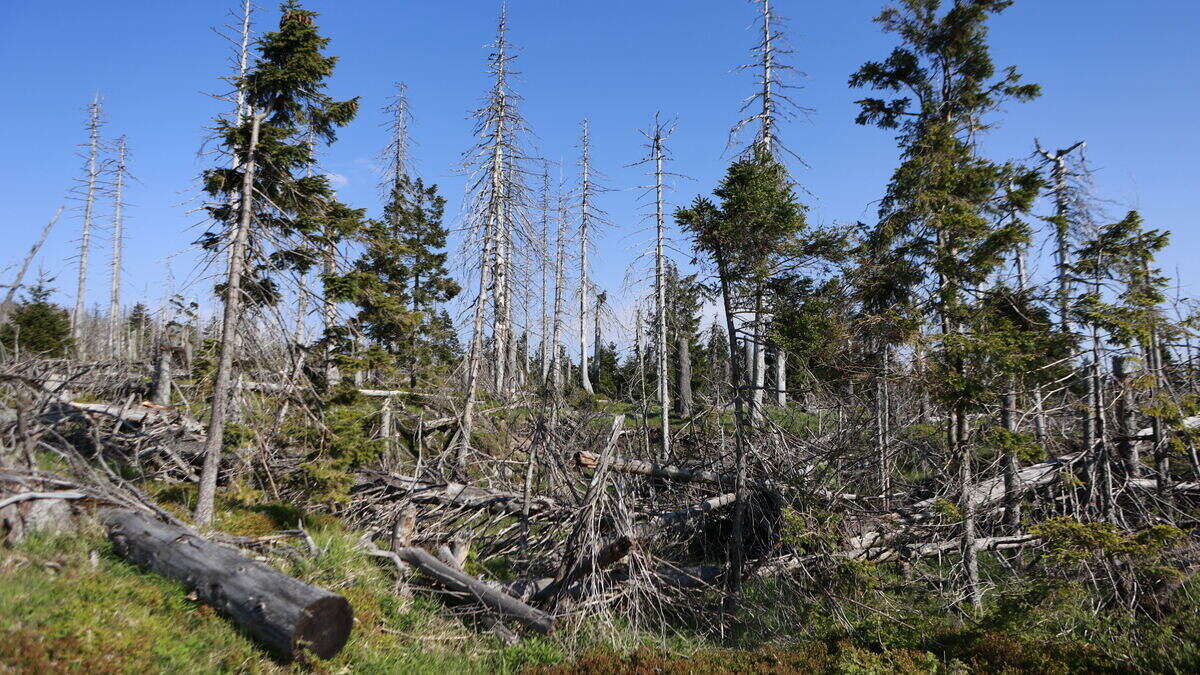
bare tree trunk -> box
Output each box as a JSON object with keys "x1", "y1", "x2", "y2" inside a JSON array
[
  {"x1": 459, "y1": 218, "x2": 495, "y2": 475},
  {"x1": 578, "y1": 120, "x2": 595, "y2": 395},
  {"x1": 1093, "y1": 353, "x2": 1113, "y2": 521},
  {"x1": 1002, "y1": 388, "x2": 1020, "y2": 527},
  {"x1": 652, "y1": 141, "x2": 669, "y2": 457},
  {"x1": 1, "y1": 207, "x2": 61, "y2": 325},
  {"x1": 322, "y1": 235, "x2": 340, "y2": 389},
  {"x1": 550, "y1": 190, "x2": 566, "y2": 396},
  {"x1": 1114, "y1": 356, "x2": 1139, "y2": 479},
  {"x1": 539, "y1": 168, "x2": 551, "y2": 384},
  {"x1": 593, "y1": 291, "x2": 604, "y2": 389},
  {"x1": 107, "y1": 136, "x2": 128, "y2": 359},
  {"x1": 1150, "y1": 327, "x2": 1169, "y2": 494},
  {"x1": 753, "y1": 307, "x2": 766, "y2": 423},
  {"x1": 73, "y1": 95, "x2": 103, "y2": 353},
  {"x1": 957, "y1": 404, "x2": 981, "y2": 610},
  {"x1": 195, "y1": 111, "x2": 262, "y2": 526},
  {"x1": 877, "y1": 345, "x2": 891, "y2": 507},
  {"x1": 1036, "y1": 140, "x2": 1085, "y2": 333},
  {"x1": 150, "y1": 347, "x2": 172, "y2": 406},
  {"x1": 774, "y1": 345, "x2": 787, "y2": 406},
  {"x1": 676, "y1": 334, "x2": 693, "y2": 418}
]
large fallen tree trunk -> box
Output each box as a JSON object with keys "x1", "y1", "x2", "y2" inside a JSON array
[
  {"x1": 576, "y1": 451, "x2": 867, "y2": 501},
  {"x1": 65, "y1": 400, "x2": 206, "y2": 436},
  {"x1": 102, "y1": 509, "x2": 353, "y2": 660},
  {"x1": 354, "y1": 471, "x2": 559, "y2": 516},
  {"x1": 1135, "y1": 416, "x2": 1200, "y2": 440},
  {"x1": 1127, "y1": 478, "x2": 1200, "y2": 493},
  {"x1": 366, "y1": 542, "x2": 554, "y2": 634},
  {"x1": 745, "y1": 534, "x2": 1043, "y2": 580},
  {"x1": 846, "y1": 452, "x2": 1083, "y2": 549}
]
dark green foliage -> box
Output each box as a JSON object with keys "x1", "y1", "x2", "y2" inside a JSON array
[
  {"x1": 328, "y1": 174, "x2": 459, "y2": 382},
  {"x1": 0, "y1": 282, "x2": 74, "y2": 358},
  {"x1": 288, "y1": 390, "x2": 386, "y2": 504},
  {"x1": 1074, "y1": 210, "x2": 1172, "y2": 348},
  {"x1": 678, "y1": 159, "x2": 811, "y2": 293},
  {"x1": 592, "y1": 341, "x2": 622, "y2": 398},
  {"x1": 197, "y1": 1, "x2": 362, "y2": 304},
  {"x1": 850, "y1": 0, "x2": 1044, "y2": 421}
]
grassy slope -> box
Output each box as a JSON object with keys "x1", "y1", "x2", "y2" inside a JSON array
[
  {"x1": 3, "y1": 488, "x2": 1199, "y2": 673},
  {"x1": 0, "y1": 520, "x2": 565, "y2": 674}
]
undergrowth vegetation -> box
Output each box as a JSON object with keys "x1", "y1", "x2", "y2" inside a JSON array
[{"x1": 3, "y1": 504, "x2": 1200, "y2": 673}]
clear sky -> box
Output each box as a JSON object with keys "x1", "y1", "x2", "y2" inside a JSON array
[{"x1": 1, "y1": 1, "x2": 1197, "y2": 344}]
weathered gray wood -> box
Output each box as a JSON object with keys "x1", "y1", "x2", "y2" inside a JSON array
[
  {"x1": 102, "y1": 509, "x2": 352, "y2": 659},
  {"x1": 149, "y1": 348, "x2": 172, "y2": 406},
  {"x1": 370, "y1": 544, "x2": 554, "y2": 634},
  {"x1": 356, "y1": 471, "x2": 559, "y2": 516}
]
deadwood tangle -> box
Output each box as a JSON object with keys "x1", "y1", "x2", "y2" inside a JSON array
[{"x1": 2, "y1": 1, "x2": 1199, "y2": 671}]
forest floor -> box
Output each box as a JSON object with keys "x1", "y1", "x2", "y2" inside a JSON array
[{"x1": 5, "y1": 488, "x2": 1200, "y2": 674}]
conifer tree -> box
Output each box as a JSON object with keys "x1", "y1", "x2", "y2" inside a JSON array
[
  {"x1": 850, "y1": 0, "x2": 1041, "y2": 609},
  {"x1": 0, "y1": 281, "x2": 74, "y2": 358},
  {"x1": 194, "y1": 0, "x2": 360, "y2": 525},
  {"x1": 1075, "y1": 211, "x2": 1174, "y2": 492},
  {"x1": 676, "y1": 157, "x2": 810, "y2": 621}
]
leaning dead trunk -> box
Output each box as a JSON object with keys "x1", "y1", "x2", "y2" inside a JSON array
[
  {"x1": 102, "y1": 509, "x2": 352, "y2": 659},
  {"x1": 195, "y1": 111, "x2": 262, "y2": 526}
]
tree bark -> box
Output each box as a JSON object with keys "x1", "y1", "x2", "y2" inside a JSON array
[
  {"x1": 675, "y1": 334, "x2": 693, "y2": 418},
  {"x1": 195, "y1": 111, "x2": 262, "y2": 526},
  {"x1": 1114, "y1": 356, "x2": 1139, "y2": 479},
  {"x1": 103, "y1": 509, "x2": 352, "y2": 660},
  {"x1": 774, "y1": 346, "x2": 787, "y2": 407},
  {"x1": 72, "y1": 96, "x2": 103, "y2": 354},
  {"x1": 150, "y1": 346, "x2": 172, "y2": 406}
]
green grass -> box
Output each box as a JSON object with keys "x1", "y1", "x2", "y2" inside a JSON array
[
  {"x1": 0, "y1": 520, "x2": 571, "y2": 673},
  {"x1": 6, "y1": 488, "x2": 1199, "y2": 673}
]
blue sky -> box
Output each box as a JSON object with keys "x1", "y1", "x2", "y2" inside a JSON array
[{"x1": 1, "y1": 0, "x2": 1197, "y2": 343}]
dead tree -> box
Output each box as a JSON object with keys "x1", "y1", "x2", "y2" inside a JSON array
[
  {"x1": 650, "y1": 120, "x2": 670, "y2": 454},
  {"x1": 635, "y1": 115, "x2": 677, "y2": 456},
  {"x1": 106, "y1": 135, "x2": 128, "y2": 359},
  {"x1": 195, "y1": 111, "x2": 263, "y2": 525},
  {"x1": 1035, "y1": 139, "x2": 1086, "y2": 332},
  {"x1": 0, "y1": 207, "x2": 62, "y2": 325},
  {"x1": 576, "y1": 119, "x2": 606, "y2": 396},
  {"x1": 72, "y1": 94, "x2": 104, "y2": 351},
  {"x1": 538, "y1": 166, "x2": 552, "y2": 383},
  {"x1": 460, "y1": 6, "x2": 531, "y2": 466},
  {"x1": 550, "y1": 185, "x2": 568, "y2": 396}
]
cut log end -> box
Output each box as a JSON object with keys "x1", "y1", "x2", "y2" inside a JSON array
[{"x1": 294, "y1": 595, "x2": 353, "y2": 660}]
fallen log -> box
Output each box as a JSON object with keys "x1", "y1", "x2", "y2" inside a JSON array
[
  {"x1": 1127, "y1": 478, "x2": 1200, "y2": 493},
  {"x1": 102, "y1": 509, "x2": 353, "y2": 660},
  {"x1": 366, "y1": 543, "x2": 554, "y2": 634},
  {"x1": 846, "y1": 452, "x2": 1083, "y2": 550},
  {"x1": 354, "y1": 471, "x2": 559, "y2": 516},
  {"x1": 576, "y1": 452, "x2": 863, "y2": 501},
  {"x1": 749, "y1": 534, "x2": 1042, "y2": 579},
  {"x1": 1135, "y1": 416, "x2": 1200, "y2": 440},
  {"x1": 66, "y1": 400, "x2": 206, "y2": 436}
]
